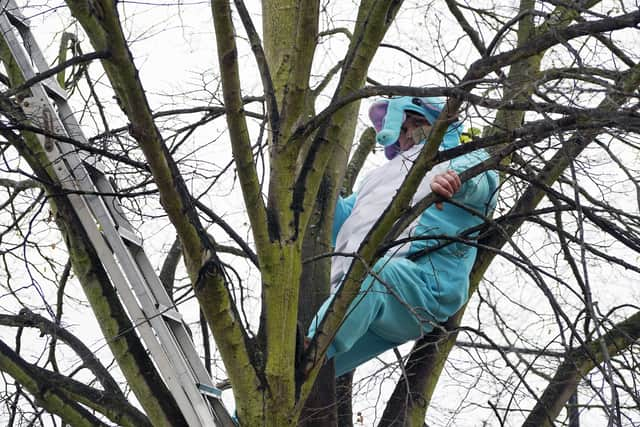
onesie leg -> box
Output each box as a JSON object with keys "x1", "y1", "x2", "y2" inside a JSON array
[
  {"x1": 333, "y1": 330, "x2": 397, "y2": 377},
  {"x1": 307, "y1": 257, "x2": 442, "y2": 372},
  {"x1": 307, "y1": 285, "x2": 383, "y2": 360}
]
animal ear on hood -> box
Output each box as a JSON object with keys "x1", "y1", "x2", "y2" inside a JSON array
[
  {"x1": 369, "y1": 99, "x2": 404, "y2": 159},
  {"x1": 374, "y1": 99, "x2": 406, "y2": 147},
  {"x1": 368, "y1": 101, "x2": 388, "y2": 133}
]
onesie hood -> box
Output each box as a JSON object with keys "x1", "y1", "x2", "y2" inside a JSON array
[{"x1": 368, "y1": 96, "x2": 462, "y2": 159}]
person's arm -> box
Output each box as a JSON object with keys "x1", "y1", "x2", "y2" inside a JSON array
[
  {"x1": 332, "y1": 193, "x2": 357, "y2": 246},
  {"x1": 449, "y1": 150, "x2": 499, "y2": 213}
]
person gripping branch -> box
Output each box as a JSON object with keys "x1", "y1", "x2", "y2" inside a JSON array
[{"x1": 307, "y1": 96, "x2": 499, "y2": 377}]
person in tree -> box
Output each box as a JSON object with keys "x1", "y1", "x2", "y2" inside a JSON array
[{"x1": 307, "y1": 96, "x2": 499, "y2": 377}]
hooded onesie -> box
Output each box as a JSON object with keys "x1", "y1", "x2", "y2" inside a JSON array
[{"x1": 308, "y1": 96, "x2": 499, "y2": 377}]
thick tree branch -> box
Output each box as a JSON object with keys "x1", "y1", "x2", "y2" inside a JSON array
[
  {"x1": 465, "y1": 9, "x2": 640, "y2": 81},
  {"x1": 209, "y1": 0, "x2": 267, "y2": 407},
  {"x1": 63, "y1": 0, "x2": 206, "y2": 263},
  {"x1": 63, "y1": 0, "x2": 259, "y2": 404},
  {"x1": 478, "y1": 63, "x2": 640, "y2": 271},
  {"x1": 211, "y1": 0, "x2": 270, "y2": 253},
  {"x1": 232, "y1": 0, "x2": 280, "y2": 138},
  {"x1": 291, "y1": 8, "x2": 638, "y2": 151},
  {"x1": 341, "y1": 127, "x2": 376, "y2": 196},
  {"x1": 291, "y1": 0, "x2": 403, "y2": 246},
  {"x1": 0, "y1": 309, "x2": 121, "y2": 396},
  {"x1": 0, "y1": 338, "x2": 151, "y2": 427},
  {"x1": 294, "y1": 84, "x2": 639, "y2": 145},
  {"x1": 159, "y1": 236, "x2": 182, "y2": 298},
  {"x1": 0, "y1": 177, "x2": 39, "y2": 191},
  {"x1": 444, "y1": 0, "x2": 488, "y2": 57}
]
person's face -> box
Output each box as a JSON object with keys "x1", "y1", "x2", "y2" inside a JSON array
[{"x1": 398, "y1": 112, "x2": 431, "y2": 151}]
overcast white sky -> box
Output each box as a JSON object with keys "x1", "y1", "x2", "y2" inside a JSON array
[{"x1": 1, "y1": 1, "x2": 639, "y2": 425}]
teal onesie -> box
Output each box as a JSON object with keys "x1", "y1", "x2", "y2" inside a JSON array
[{"x1": 308, "y1": 97, "x2": 498, "y2": 377}]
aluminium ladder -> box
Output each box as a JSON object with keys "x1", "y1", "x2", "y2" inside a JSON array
[{"x1": 0, "y1": 1, "x2": 235, "y2": 426}]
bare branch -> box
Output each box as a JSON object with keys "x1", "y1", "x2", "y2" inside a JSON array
[
  {"x1": 0, "y1": 309, "x2": 121, "y2": 395},
  {"x1": 2, "y1": 51, "x2": 108, "y2": 98},
  {"x1": 0, "y1": 338, "x2": 151, "y2": 427},
  {"x1": 232, "y1": 0, "x2": 280, "y2": 138},
  {"x1": 524, "y1": 311, "x2": 640, "y2": 427}
]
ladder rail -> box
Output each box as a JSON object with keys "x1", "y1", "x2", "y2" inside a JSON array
[
  {"x1": 15, "y1": 94, "x2": 213, "y2": 427},
  {"x1": 2, "y1": 4, "x2": 68, "y2": 101},
  {"x1": 51, "y1": 87, "x2": 231, "y2": 424},
  {"x1": 0, "y1": 3, "x2": 235, "y2": 426}
]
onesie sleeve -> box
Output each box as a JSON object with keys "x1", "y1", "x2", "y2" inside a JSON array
[
  {"x1": 450, "y1": 150, "x2": 498, "y2": 215},
  {"x1": 332, "y1": 192, "x2": 357, "y2": 246}
]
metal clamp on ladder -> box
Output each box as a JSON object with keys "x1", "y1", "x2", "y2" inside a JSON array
[{"x1": 0, "y1": 1, "x2": 235, "y2": 425}]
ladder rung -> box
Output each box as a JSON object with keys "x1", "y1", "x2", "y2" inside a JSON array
[
  {"x1": 42, "y1": 79, "x2": 68, "y2": 102},
  {"x1": 118, "y1": 225, "x2": 143, "y2": 247},
  {"x1": 157, "y1": 304, "x2": 184, "y2": 323},
  {"x1": 3, "y1": 2, "x2": 29, "y2": 27},
  {"x1": 83, "y1": 161, "x2": 140, "y2": 237},
  {"x1": 197, "y1": 383, "x2": 223, "y2": 399},
  {"x1": 82, "y1": 159, "x2": 105, "y2": 174}
]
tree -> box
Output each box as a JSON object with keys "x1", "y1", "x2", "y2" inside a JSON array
[{"x1": 1, "y1": 0, "x2": 639, "y2": 426}]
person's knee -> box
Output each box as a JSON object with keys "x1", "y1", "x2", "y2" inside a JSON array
[
  {"x1": 366, "y1": 257, "x2": 415, "y2": 291},
  {"x1": 436, "y1": 286, "x2": 469, "y2": 320}
]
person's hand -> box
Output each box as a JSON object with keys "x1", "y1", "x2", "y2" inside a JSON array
[{"x1": 430, "y1": 170, "x2": 461, "y2": 210}]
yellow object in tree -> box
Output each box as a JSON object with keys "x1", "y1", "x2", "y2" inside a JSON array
[{"x1": 460, "y1": 127, "x2": 481, "y2": 143}]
